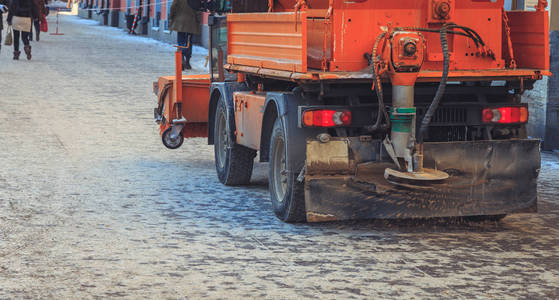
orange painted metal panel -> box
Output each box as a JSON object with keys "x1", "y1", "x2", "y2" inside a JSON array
[
  {"x1": 158, "y1": 74, "x2": 211, "y2": 138},
  {"x1": 227, "y1": 0, "x2": 549, "y2": 80},
  {"x1": 507, "y1": 10, "x2": 550, "y2": 70},
  {"x1": 228, "y1": 12, "x2": 308, "y2": 72},
  {"x1": 328, "y1": 0, "x2": 505, "y2": 72},
  {"x1": 234, "y1": 92, "x2": 266, "y2": 150},
  {"x1": 307, "y1": 17, "x2": 331, "y2": 70}
]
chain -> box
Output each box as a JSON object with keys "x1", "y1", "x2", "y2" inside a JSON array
[{"x1": 502, "y1": 8, "x2": 517, "y2": 69}]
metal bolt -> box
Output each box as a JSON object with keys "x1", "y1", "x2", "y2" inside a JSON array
[
  {"x1": 436, "y1": 1, "x2": 450, "y2": 19},
  {"x1": 404, "y1": 42, "x2": 417, "y2": 56},
  {"x1": 317, "y1": 133, "x2": 331, "y2": 143}
]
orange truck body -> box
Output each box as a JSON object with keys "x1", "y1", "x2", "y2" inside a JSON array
[
  {"x1": 227, "y1": 0, "x2": 549, "y2": 76},
  {"x1": 158, "y1": 0, "x2": 549, "y2": 138}
]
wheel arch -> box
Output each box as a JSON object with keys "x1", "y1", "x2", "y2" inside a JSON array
[
  {"x1": 208, "y1": 82, "x2": 248, "y2": 145},
  {"x1": 263, "y1": 92, "x2": 326, "y2": 172},
  {"x1": 259, "y1": 98, "x2": 281, "y2": 162},
  {"x1": 207, "y1": 87, "x2": 222, "y2": 145}
]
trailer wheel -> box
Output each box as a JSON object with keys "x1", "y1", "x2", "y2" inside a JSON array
[
  {"x1": 162, "y1": 127, "x2": 184, "y2": 149},
  {"x1": 269, "y1": 119, "x2": 306, "y2": 222},
  {"x1": 214, "y1": 96, "x2": 256, "y2": 185}
]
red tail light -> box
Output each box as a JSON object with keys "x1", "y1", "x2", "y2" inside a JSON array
[
  {"x1": 481, "y1": 106, "x2": 528, "y2": 124},
  {"x1": 302, "y1": 110, "x2": 352, "y2": 127}
]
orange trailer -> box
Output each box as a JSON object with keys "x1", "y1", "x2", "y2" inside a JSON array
[{"x1": 154, "y1": 0, "x2": 550, "y2": 222}]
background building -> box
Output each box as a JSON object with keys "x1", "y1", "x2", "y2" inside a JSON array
[{"x1": 78, "y1": 0, "x2": 212, "y2": 47}]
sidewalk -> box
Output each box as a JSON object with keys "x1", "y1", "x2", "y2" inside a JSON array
[{"x1": 1, "y1": 14, "x2": 208, "y2": 73}]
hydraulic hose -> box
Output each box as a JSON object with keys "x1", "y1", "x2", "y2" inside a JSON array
[
  {"x1": 368, "y1": 24, "x2": 485, "y2": 139},
  {"x1": 157, "y1": 82, "x2": 173, "y2": 117},
  {"x1": 417, "y1": 23, "x2": 451, "y2": 144},
  {"x1": 396, "y1": 26, "x2": 483, "y2": 48},
  {"x1": 450, "y1": 24, "x2": 485, "y2": 46},
  {"x1": 367, "y1": 32, "x2": 391, "y2": 132}
]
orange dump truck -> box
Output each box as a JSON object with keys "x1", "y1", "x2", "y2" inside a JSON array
[{"x1": 153, "y1": 0, "x2": 550, "y2": 222}]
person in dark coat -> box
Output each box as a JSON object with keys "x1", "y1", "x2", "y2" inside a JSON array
[
  {"x1": 169, "y1": 0, "x2": 201, "y2": 70},
  {"x1": 7, "y1": 0, "x2": 38, "y2": 60},
  {"x1": 31, "y1": 0, "x2": 46, "y2": 41},
  {"x1": 0, "y1": 0, "x2": 9, "y2": 54}
]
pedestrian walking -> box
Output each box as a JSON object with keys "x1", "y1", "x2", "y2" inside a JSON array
[
  {"x1": 169, "y1": 0, "x2": 201, "y2": 70},
  {"x1": 31, "y1": 0, "x2": 46, "y2": 41},
  {"x1": 0, "y1": 0, "x2": 9, "y2": 54},
  {"x1": 7, "y1": 0, "x2": 38, "y2": 60}
]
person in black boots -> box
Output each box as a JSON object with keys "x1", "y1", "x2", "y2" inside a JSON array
[
  {"x1": 7, "y1": 0, "x2": 38, "y2": 60},
  {"x1": 30, "y1": 0, "x2": 45, "y2": 41},
  {"x1": 169, "y1": 0, "x2": 200, "y2": 70},
  {"x1": 0, "y1": 0, "x2": 8, "y2": 54}
]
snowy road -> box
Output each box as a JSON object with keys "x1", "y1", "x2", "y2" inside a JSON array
[{"x1": 1, "y1": 15, "x2": 559, "y2": 299}]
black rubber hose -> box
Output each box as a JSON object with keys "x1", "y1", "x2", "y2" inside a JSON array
[
  {"x1": 396, "y1": 26, "x2": 481, "y2": 48},
  {"x1": 367, "y1": 24, "x2": 483, "y2": 137},
  {"x1": 367, "y1": 32, "x2": 390, "y2": 132},
  {"x1": 418, "y1": 23, "x2": 450, "y2": 144},
  {"x1": 450, "y1": 24, "x2": 485, "y2": 46},
  {"x1": 157, "y1": 82, "x2": 173, "y2": 116}
]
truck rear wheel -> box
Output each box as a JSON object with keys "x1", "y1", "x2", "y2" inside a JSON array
[
  {"x1": 269, "y1": 119, "x2": 306, "y2": 222},
  {"x1": 214, "y1": 97, "x2": 256, "y2": 185}
]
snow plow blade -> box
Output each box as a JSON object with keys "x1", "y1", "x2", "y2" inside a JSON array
[{"x1": 304, "y1": 139, "x2": 540, "y2": 222}]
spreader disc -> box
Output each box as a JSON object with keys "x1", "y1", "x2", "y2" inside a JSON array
[{"x1": 384, "y1": 168, "x2": 449, "y2": 184}]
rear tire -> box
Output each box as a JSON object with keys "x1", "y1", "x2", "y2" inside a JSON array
[
  {"x1": 268, "y1": 118, "x2": 306, "y2": 222},
  {"x1": 214, "y1": 96, "x2": 256, "y2": 185}
]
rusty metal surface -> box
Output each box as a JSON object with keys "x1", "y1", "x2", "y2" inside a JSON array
[
  {"x1": 306, "y1": 139, "x2": 351, "y2": 175},
  {"x1": 305, "y1": 212, "x2": 338, "y2": 222},
  {"x1": 307, "y1": 17, "x2": 331, "y2": 70},
  {"x1": 233, "y1": 92, "x2": 266, "y2": 150},
  {"x1": 305, "y1": 139, "x2": 540, "y2": 221}
]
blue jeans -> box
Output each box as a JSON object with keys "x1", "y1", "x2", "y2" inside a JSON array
[{"x1": 177, "y1": 32, "x2": 192, "y2": 60}]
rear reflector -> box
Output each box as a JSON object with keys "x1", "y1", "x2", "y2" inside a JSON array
[
  {"x1": 482, "y1": 106, "x2": 528, "y2": 124},
  {"x1": 303, "y1": 110, "x2": 352, "y2": 127}
]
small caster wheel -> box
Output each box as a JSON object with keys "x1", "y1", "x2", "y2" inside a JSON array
[{"x1": 162, "y1": 127, "x2": 184, "y2": 149}]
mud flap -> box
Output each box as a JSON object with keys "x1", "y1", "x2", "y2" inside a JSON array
[{"x1": 304, "y1": 139, "x2": 540, "y2": 222}]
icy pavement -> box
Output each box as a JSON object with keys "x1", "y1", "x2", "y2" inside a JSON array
[{"x1": 1, "y1": 14, "x2": 559, "y2": 299}]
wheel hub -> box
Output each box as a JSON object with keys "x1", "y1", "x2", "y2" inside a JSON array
[
  {"x1": 272, "y1": 138, "x2": 287, "y2": 203},
  {"x1": 216, "y1": 113, "x2": 228, "y2": 169},
  {"x1": 162, "y1": 127, "x2": 184, "y2": 149}
]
